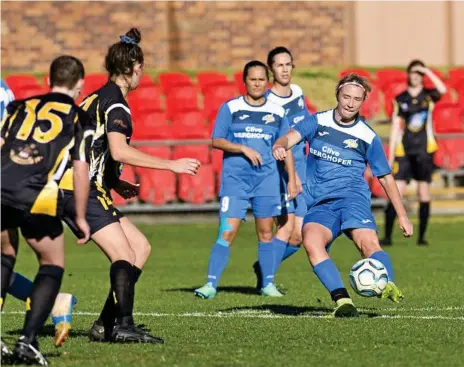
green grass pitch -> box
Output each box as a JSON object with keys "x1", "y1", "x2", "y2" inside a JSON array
[{"x1": 2, "y1": 218, "x2": 464, "y2": 366}]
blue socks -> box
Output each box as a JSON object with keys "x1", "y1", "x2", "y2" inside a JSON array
[
  {"x1": 258, "y1": 237, "x2": 287, "y2": 287},
  {"x1": 370, "y1": 250, "x2": 395, "y2": 282},
  {"x1": 281, "y1": 244, "x2": 300, "y2": 262},
  {"x1": 207, "y1": 243, "x2": 230, "y2": 288},
  {"x1": 8, "y1": 272, "x2": 34, "y2": 302},
  {"x1": 313, "y1": 259, "x2": 345, "y2": 293}
]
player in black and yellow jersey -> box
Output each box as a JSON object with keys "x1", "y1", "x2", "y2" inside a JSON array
[
  {"x1": 381, "y1": 60, "x2": 447, "y2": 246},
  {"x1": 59, "y1": 28, "x2": 200, "y2": 344},
  {"x1": 1, "y1": 55, "x2": 92, "y2": 365}
]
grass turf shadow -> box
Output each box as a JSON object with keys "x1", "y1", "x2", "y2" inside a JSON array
[{"x1": 165, "y1": 285, "x2": 259, "y2": 295}]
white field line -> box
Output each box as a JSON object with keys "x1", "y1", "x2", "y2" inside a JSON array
[{"x1": 3, "y1": 308, "x2": 464, "y2": 321}]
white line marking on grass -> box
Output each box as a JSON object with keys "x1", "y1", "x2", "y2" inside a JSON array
[{"x1": 3, "y1": 310, "x2": 464, "y2": 321}]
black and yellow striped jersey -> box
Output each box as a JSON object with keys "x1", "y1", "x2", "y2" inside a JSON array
[
  {"x1": 59, "y1": 82, "x2": 133, "y2": 192},
  {"x1": 1, "y1": 92, "x2": 93, "y2": 216},
  {"x1": 393, "y1": 88, "x2": 441, "y2": 156}
]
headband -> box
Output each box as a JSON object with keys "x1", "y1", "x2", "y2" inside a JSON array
[
  {"x1": 338, "y1": 81, "x2": 365, "y2": 91},
  {"x1": 120, "y1": 35, "x2": 137, "y2": 45}
]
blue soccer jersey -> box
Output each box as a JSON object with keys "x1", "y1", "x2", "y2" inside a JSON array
[
  {"x1": 0, "y1": 79, "x2": 15, "y2": 121},
  {"x1": 212, "y1": 96, "x2": 289, "y2": 197},
  {"x1": 266, "y1": 84, "x2": 310, "y2": 181},
  {"x1": 293, "y1": 109, "x2": 391, "y2": 207}
]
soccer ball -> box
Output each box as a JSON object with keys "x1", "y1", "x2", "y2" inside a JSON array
[{"x1": 349, "y1": 258, "x2": 389, "y2": 297}]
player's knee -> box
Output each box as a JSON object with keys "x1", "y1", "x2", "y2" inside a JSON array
[
  {"x1": 357, "y1": 235, "x2": 381, "y2": 257},
  {"x1": 289, "y1": 227, "x2": 303, "y2": 245},
  {"x1": 133, "y1": 236, "x2": 151, "y2": 260},
  {"x1": 256, "y1": 227, "x2": 273, "y2": 242},
  {"x1": 216, "y1": 218, "x2": 234, "y2": 247}
]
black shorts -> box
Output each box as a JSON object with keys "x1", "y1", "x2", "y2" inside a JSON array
[
  {"x1": 60, "y1": 187, "x2": 124, "y2": 239},
  {"x1": 393, "y1": 153, "x2": 434, "y2": 183},
  {"x1": 1, "y1": 204, "x2": 63, "y2": 240}
]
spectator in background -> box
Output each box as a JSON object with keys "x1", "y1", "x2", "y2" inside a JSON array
[
  {"x1": 381, "y1": 60, "x2": 447, "y2": 246},
  {"x1": 0, "y1": 79, "x2": 15, "y2": 120}
]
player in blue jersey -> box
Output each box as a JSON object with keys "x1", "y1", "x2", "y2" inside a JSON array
[
  {"x1": 1, "y1": 78, "x2": 80, "y2": 347},
  {"x1": 252, "y1": 47, "x2": 311, "y2": 290},
  {"x1": 273, "y1": 73, "x2": 413, "y2": 317},
  {"x1": 0, "y1": 79, "x2": 15, "y2": 121},
  {"x1": 194, "y1": 60, "x2": 298, "y2": 299}
]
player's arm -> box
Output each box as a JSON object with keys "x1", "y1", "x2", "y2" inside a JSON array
[
  {"x1": 279, "y1": 116, "x2": 297, "y2": 199},
  {"x1": 413, "y1": 66, "x2": 447, "y2": 95},
  {"x1": 367, "y1": 136, "x2": 413, "y2": 237},
  {"x1": 106, "y1": 108, "x2": 199, "y2": 175},
  {"x1": 388, "y1": 101, "x2": 404, "y2": 167}
]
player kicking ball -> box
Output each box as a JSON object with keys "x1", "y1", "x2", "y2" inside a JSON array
[{"x1": 272, "y1": 74, "x2": 413, "y2": 317}]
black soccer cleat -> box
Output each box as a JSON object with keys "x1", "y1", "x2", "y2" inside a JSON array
[
  {"x1": 13, "y1": 336, "x2": 48, "y2": 366},
  {"x1": 253, "y1": 261, "x2": 263, "y2": 291},
  {"x1": 379, "y1": 238, "x2": 393, "y2": 247},
  {"x1": 417, "y1": 239, "x2": 430, "y2": 246},
  {"x1": 1, "y1": 338, "x2": 13, "y2": 364},
  {"x1": 88, "y1": 320, "x2": 110, "y2": 342},
  {"x1": 112, "y1": 324, "x2": 164, "y2": 344}
]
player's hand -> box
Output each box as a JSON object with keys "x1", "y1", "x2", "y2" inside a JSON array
[
  {"x1": 398, "y1": 215, "x2": 413, "y2": 237},
  {"x1": 75, "y1": 217, "x2": 90, "y2": 244},
  {"x1": 241, "y1": 146, "x2": 263, "y2": 167},
  {"x1": 287, "y1": 179, "x2": 298, "y2": 201},
  {"x1": 171, "y1": 158, "x2": 201, "y2": 175},
  {"x1": 410, "y1": 65, "x2": 428, "y2": 74},
  {"x1": 295, "y1": 173, "x2": 303, "y2": 194},
  {"x1": 272, "y1": 144, "x2": 287, "y2": 161},
  {"x1": 114, "y1": 179, "x2": 139, "y2": 199}
]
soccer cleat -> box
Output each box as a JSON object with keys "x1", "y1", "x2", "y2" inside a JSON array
[
  {"x1": 88, "y1": 320, "x2": 108, "y2": 342},
  {"x1": 1, "y1": 338, "x2": 13, "y2": 364},
  {"x1": 194, "y1": 282, "x2": 217, "y2": 299},
  {"x1": 253, "y1": 261, "x2": 263, "y2": 290},
  {"x1": 379, "y1": 238, "x2": 392, "y2": 247},
  {"x1": 112, "y1": 324, "x2": 164, "y2": 344},
  {"x1": 13, "y1": 336, "x2": 48, "y2": 366},
  {"x1": 260, "y1": 283, "x2": 284, "y2": 297},
  {"x1": 381, "y1": 282, "x2": 404, "y2": 303},
  {"x1": 333, "y1": 298, "x2": 359, "y2": 318},
  {"x1": 51, "y1": 293, "x2": 77, "y2": 347}
]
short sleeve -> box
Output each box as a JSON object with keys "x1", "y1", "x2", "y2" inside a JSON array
[
  {"x1": 71, "y1": 108, "x2": 94, "y2": 163},
  {"x1": 426, "y1": 88, "x2": 441, "y2": 103},
  {"x1": 292, "y1": 112, "x2": 318, "y2": 142},
  {"x1": 105, "y1": 104, "x2": 132, "y2": 135},
  {"x1": 212, "y1": 103, "x2": 232, "y2": 139},
  {"x1": 278, "y1": 116, "x2": 290, "y2": 138},
  {"x1": 366, "y1": 135, "x2": 391, "y2": 177}
]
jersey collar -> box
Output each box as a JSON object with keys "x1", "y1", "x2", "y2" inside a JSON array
[{"x1": 332, "y1": 109, "x2": 361, "y2": 129}]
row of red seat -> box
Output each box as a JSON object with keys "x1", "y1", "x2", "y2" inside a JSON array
[{"x1": 112, "y1": 142, "x2": 464, "y2": 206}]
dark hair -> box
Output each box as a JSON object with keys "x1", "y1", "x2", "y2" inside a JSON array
[
  {"x1": 267, "y1": 46, "x2": 294, "y2": 69},
  {"x1": 105, "y1": 28, "x2": 144, "y2": 77},
  {"x1": 407, "y1": 59, "x2": 426, "y2": 74},
  {"x1": 243, "y1": 60, "x2": 269, "y2": 82},
  {"x1": 49, "y1": 55, "x2": 85, "y2": 89},
  {"x1": 335, "y1": 73, "x2": 372, "y2": 100}
]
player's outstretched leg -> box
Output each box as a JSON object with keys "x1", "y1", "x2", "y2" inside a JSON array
[{"x1": 195, "y1": 217, "x2": 240, "y2": 299}]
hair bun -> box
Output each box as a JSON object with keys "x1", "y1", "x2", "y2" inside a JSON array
[{"x1": 125, "y1": 28, "x2": 141, "y2": 44}]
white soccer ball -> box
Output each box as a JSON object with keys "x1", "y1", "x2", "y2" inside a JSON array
[{"x1": 349, "y1": 258, "x2": 389, "y2": 297}]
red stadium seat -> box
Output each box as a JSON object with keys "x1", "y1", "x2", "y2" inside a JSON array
[
  {"x1": 197, "y1": 72, "x2": 229, "y2": 94},
  {"x1": 370, "y1": 176, "x2": 387, "y2": 199},
  {"x1": 137, "y1": 169, "x2": 176, "y2": 205},
  {"x1": 433, "y1": 140, "x2": 447, "y2": 168},
  {"x1": 233, "y1": 71, "x2": 246, "y2": 95},
  {"x1": 158, "y1": 72, "x2": 193, "y2": 95},
  {"x1": 339, "y1": 68, "x2": 373, "y2": 81},
  {"x1": 433, "y1": 103, "x2": 464, "y2": 133},
  {"x1": 305, "y1": 97, "x2": 318, "y2": 114},
  {"x1": 383, "y1": 81, "x2": 408, "y2": 117},
  {"x1": 165, "y1": 85, "x2": 199, "y2": 119},
  {"x1": 14, "y1": 86, "x2": 48, "y2": 100},
  {"x1": 376, "y1": 69, "x2": 407, "y2": 92},
  {"x1": 203, "y1": 84, "x2": 238, "y2": 121},
  {"x1": 438, "y1": 139, "x2": 464, "y2": 171},
  {"x1": 171, "y1": 111, "x2": 209, "y2": 139},
  {"x1": 211, "y1": 148, "x2": 223, "y2": 173},
  {"x1": 137, "y1": 145, "x2": 171, "y2": 160},
  {"x1": 5, "y1": 75, "x2": 40, "y2": 94},
  {"x1": 111, "y1": 165, "x2": 138, "y2": 206},
  {"x1": 132, "y1": 110, "x2": 172, "y2": 140},
  {"x1": 178, "y1": 164, "x2": 215, "y2": 204},
  {"x1": 435, "y1": 83, "x2": 455, "y2": 105},
  {"x1": 448, "y1": 68, "x2": 464, "y2": 90},
  {"x1": 360, "y1": 82, "x2": 380, "y2": 119},
  {"x1": 138, "y1": 75, "x2": 156, "y2": 87},
  {"x1": 128, "y1": 85, "x2": 163, "y2": 110},
  {"x1": 84, "y1": 73, "x2": 108, "y2": 95},
  {"x1": 172, "y1": 144, "x2": 210, "y2": 165}
]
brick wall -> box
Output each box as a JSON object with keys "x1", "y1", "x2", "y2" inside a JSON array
[{"x1": 1, "y1": 1, "x2": 349, "y2": 73}]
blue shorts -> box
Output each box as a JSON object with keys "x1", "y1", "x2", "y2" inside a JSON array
[
  {"x1": 219, "y1": 195, "x2": 293, "y2": 220},
  {"x1": 292, "y1": 193, "x2": 307, "y2": 218},
  {"x1": 303, "y1": 197, "x2": 376, "y2": 240}
]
